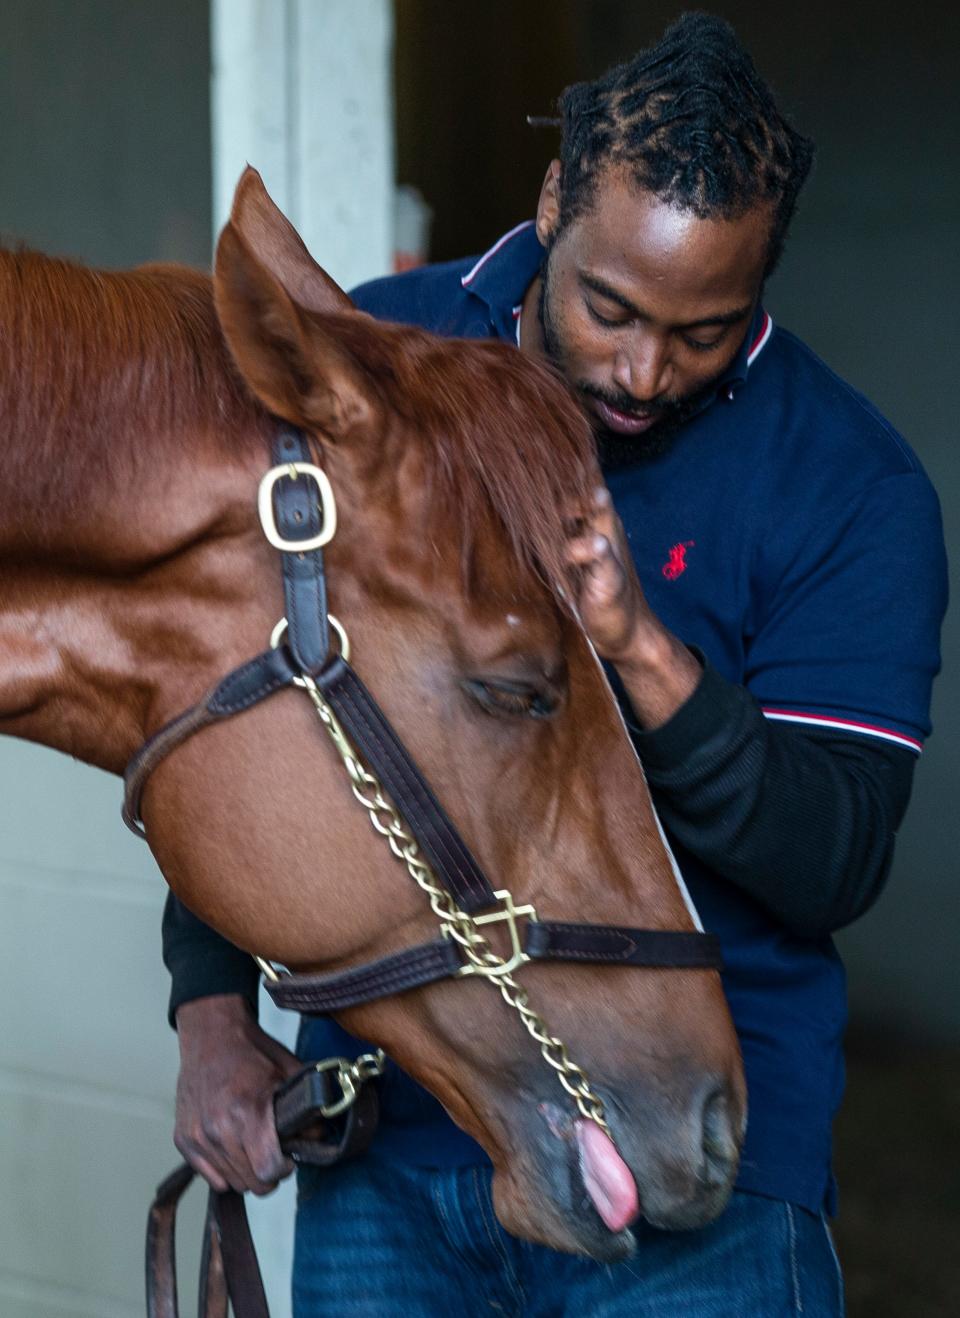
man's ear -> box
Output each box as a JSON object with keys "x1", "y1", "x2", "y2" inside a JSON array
[
  {"x1": 213, "y1": 219, "x2": 371, "y2": 438},
  {"x1": 229, "y1": 165, "x2": 354, "y2": 315},
  {"x1": 535, "y1": 159, "x2": 562, "y2": 247}
]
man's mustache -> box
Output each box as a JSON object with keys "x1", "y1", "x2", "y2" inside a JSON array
[{"x1": 577, "y1": 382, "x2": 683, "y2": 421}]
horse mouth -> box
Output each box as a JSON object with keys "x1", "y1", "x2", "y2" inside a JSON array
[
  {"x1": 492, "y1": 1095, "x2": 740, "y2": 1261},
  {"x1": 575, "y1": 1118, "x2": 640, "y2": 1233}
]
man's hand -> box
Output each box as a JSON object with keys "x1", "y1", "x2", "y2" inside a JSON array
[
  {"x1": 173, "y1": 994, "x2": 303, "y2": 1194},
  {"x1": 566, "y1": 486, "x2": 702, "y2": 729},
  {"x1": 565, "y1": 486, "x2": 654, "y2": 663}
]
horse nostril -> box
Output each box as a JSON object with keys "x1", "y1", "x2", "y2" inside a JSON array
[{"x1": 701, "y1": 1088, "x2": 738, "y2": 1186}]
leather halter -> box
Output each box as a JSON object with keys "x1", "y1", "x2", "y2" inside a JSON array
[{"x1": 124, "y1": 424, "x2": 722, "y2": 1017}]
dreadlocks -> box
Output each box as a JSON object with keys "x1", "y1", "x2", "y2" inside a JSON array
[{"x1": 555, "y1": 13, "x2": 814, "y2": 277}]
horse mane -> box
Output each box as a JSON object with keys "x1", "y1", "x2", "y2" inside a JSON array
[
  {"x1": 328, "y1": 317, "x2": 601, "y2": 601},
  {"x1": 0, "y1": 247, "x2": 269, "y2": 524},
  {"x1": 0, "y1": 247, "x2": 598, "y2": 600}
]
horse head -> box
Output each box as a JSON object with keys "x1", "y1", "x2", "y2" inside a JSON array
[{"x1": 0, "y1": 168, "x2": 745, "y2": 1261}]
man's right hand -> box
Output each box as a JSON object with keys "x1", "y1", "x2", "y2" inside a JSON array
[{"x1": 173, "y1": 994, "x2": 303, "y2": 1195}]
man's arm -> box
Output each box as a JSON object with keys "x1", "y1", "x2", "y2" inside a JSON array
[
  {"x1": 627, "y1": 658, "x2": 915, "y2": 936},
  {"x1": 568, "y1": 486, "x2": 927, "y2": 937},
  {"x1": 162, "y1": 895, "x2": 302, "y2": 1192},
  {"x1": 162, "y1": 892, "x2": 260, "y2": 1024}
]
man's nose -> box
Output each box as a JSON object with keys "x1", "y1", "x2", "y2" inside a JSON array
[{"x1": 612, "y1": 334, "x2": 672, "y2": 403}]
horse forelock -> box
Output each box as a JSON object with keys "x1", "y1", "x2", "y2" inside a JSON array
[
  {"x1": 0, "y1": 247, "x2": 269, "y2": 524},
  {"x1": 343, "y1": 320, "x2": 601, "y2": 605}
]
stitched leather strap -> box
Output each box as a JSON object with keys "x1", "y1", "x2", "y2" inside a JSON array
[
  {"x1": 317, "y1": 656, "x2": 496, "y2": 912},
  {"x1": 271, "y1": 426, "x2": 330, "y2": 675},
  {"x1": 262, "y1": 925, "x2": 722, "y2": 1018},
  {"x1": 122, "y1": 647, "x2": 299, "y2": 837},
  {"x1": 265, "y1": 938, "x2": 463, "y2": 1014},
  {"x1": 525, "y1": 922, "x2": 723, "y2": 969}
]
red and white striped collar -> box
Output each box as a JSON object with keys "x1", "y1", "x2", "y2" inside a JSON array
[
  {"x1": 460, "y1": 220, "x2": 536, "y2": 291},
  {"x1": 747, "y1": 311, "x2": 773, "y2": 365}
]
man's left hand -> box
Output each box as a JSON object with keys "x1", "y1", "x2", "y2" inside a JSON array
[
  {"x1": 565, "y1": 486, "x2": 653, "y2": 663},
  {"x1": 565, "y1": 485, "x2": 702, "y2": 729}
]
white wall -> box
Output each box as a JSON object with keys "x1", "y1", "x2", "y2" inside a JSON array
[
  {"x1": 0, "y1": 750, "x2": 198, "y2": 1318},
  {"x1": 212, "y1": 0, "x2": 395, "y2": 290},
  {"x1": 0, "y1": 2, "x2": 395, "y2": 1315},
  {"x1": 210, "y1": 4, "x2": 395, "y2": 1310}
]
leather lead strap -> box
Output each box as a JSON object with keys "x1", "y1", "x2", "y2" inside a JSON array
[
  {"x1": 146, "y1": 1065, "x2": 381, "y2": 1317},
  {"x1": 208, "y1": 1192, "x2": 269, "y2": 1318}
]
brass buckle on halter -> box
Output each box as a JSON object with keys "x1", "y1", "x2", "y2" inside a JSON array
[
  {"x1": 450, "y1": 889, "x2": 537, "y2": 979},
  {"x1": 258, "y1": 461, "x2": 338, "y2": 552}
]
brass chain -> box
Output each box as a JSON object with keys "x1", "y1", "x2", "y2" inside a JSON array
[{"x1": 297, "y1": 672, "x2": 610, "y2": 1134}]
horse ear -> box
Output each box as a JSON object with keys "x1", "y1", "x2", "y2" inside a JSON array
[
  {"x1": 213, "y1": 219, "x2": 372, "y2": 438},
  {"x1": 228, "y1": 165, "x2": 354, "y2": 314}
]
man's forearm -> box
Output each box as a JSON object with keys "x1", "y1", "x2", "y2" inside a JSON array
[
  {"x1": 622, "y1": 656, "x2": 916, "y2": 938},
  {"x1": 614, "y1": 619, "x2": 703, "y2": 730},
  {"x1": 162, "y1": 891, "x2": 261, "y2": 1026}
]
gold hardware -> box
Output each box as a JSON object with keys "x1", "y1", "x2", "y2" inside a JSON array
[
  {"x1": 254, "y1": 955, "x2": 281, "y2": 982},
  {"x1": 258, "y1": 462, "x2": 338, "y2": 553},
  {"x1": 311, "y1": 1050, "x2": 387, "y2": 1118},
  {"x1": 449, "y1": 890, "x2": 535, "y2": 978},
  {"x1": 270, "y1": 615, "x2": 350, "y2": 672}
]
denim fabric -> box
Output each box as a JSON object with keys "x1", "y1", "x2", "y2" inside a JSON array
[{"x1": 293, "y1": 1156, "x2": 844, "y2": 1317}]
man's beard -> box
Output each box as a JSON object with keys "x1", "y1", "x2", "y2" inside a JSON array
[{"x1": 537, "y1": 258, "x2": 724, "y2": 469}]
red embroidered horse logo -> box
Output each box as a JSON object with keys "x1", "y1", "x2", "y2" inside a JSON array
[{"x1": 662, "y1": 541, "x2": 694, "y2": 580}]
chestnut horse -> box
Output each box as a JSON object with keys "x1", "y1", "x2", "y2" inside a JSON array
[{"x1": 0, "y1": 169, "x2": 744, "y2": 1261}]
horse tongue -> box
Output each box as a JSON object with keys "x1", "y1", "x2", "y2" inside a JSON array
[{"x1": 575, "y1": 1120, "x2": 639, "y2": 1233}]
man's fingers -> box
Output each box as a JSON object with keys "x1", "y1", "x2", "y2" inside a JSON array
[
  {"x1": 567, "y1": 532, "x2": 617, "y2": 572},
  {"x1": 588, "y1": 486, "x2": 630, "y2": 549},
  {"x1": 177, "y1": 1145, "x2": 230, "y2": 1194},
  {"x1": 176, "y1": 1107, "x2": 290, "y2": 1195},
  {"x1": 244, "y1": 1110, "x2": 296, "y2": 1192}
]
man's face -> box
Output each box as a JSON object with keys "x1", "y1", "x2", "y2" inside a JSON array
[{"x1": 532, "y1": 165, "x2": 771, "y2": 460}]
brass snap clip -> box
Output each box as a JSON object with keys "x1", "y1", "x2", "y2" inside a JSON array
[{"x1": 313, "y1": 1052, "x2": 387, "y2": 1119}]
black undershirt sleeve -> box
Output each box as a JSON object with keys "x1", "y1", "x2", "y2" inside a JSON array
[
  {"x1": 628, "y1": 656, "x2": 916, "y2": 938},
  {"x1": 161, "y1": 655, "x2": 917, "y2": 1023},
  {"x1": 162, "y1": 890, "x2": 260, "y2": 1027}
]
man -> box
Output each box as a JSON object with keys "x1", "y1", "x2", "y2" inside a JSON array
[{"x1": 164, "y1": 14, "x2": 946, "y2": 1315}]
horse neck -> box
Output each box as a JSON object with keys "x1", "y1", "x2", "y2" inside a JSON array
[{"x1": 0, "y1": 251, "x2": 274, "y2": 772}]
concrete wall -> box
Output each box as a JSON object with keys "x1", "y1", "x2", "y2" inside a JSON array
[
  {"x1": 0, "y1": 8, "x2": 213, "y2": 1312},
  {"x1": 0, "y1": 1, "x2": 393, "y2": 1314},
  {"x1": 0, "y1": 7, "x2": 213, "y2": 1311}
]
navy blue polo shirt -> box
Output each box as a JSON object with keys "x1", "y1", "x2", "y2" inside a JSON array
[{"x1": 299, "y1": 220, "x2": 947, "y2": 1216}]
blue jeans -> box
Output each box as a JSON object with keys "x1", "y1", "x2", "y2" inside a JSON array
[{"x1": 293, "y1": 1156, "x2": 844, "y2": 1316}]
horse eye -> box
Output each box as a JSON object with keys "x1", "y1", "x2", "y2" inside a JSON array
[{"x1": 463, "y1": 679, "x2": 558, "y2": 720}]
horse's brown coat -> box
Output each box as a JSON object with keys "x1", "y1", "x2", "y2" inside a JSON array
[{"x1": 0, "y1": 169, "x2": 745, "y2": 1259}]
